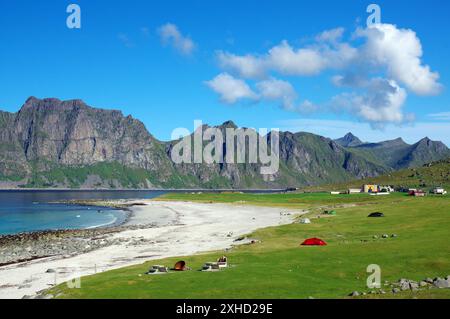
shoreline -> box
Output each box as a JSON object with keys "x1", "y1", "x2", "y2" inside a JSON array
[
  {"x1": 0, "y1": 202, "x2": 134, "y2": 242},
  {"x1": 0, "y1": 200, "x2": 302, "y2": 299}
]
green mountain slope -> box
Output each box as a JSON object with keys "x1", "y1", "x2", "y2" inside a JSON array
[
  {"x1": 0, "y1": 97, "x2": 449, "y2": 189},
  {"x1": 305, "y1": 157, "x2": 450, "y2": 192}
]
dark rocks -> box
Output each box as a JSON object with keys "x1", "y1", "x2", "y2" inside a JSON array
[{"x1": 0, "y1": 226, "x2": 123, "y2": 266}]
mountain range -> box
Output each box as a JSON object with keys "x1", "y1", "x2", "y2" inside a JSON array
[{"x1": 0, "y1": 97, "x2": 449, "y2": 189}]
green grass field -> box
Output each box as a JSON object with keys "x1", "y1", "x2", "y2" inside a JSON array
[{"x1": 49, "y1": 192, "x2": 450, "y2": 299}]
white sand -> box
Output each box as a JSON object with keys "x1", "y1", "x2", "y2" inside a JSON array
[{"x1": 0, "y1": 200, "x2": 300, "y2": 299}]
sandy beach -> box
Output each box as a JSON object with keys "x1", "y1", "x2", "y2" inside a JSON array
[{"x1": 0, "y1": 200, "x2": 299, "y2": 299}]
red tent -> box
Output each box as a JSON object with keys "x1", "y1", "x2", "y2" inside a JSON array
[{"x1": 301, "y1": 238, "x2": 327, "y2": 246}]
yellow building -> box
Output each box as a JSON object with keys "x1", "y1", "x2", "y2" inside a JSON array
[{"x1": 363, "y1": 184, "x2": 378, "y2": 193}]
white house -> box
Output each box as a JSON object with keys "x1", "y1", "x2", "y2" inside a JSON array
[{"x1": 432, "y1": 187, "x2": 447, "y2": 195}]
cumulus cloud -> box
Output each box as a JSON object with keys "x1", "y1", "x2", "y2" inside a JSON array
[
  {"x1": 207, "y1": 23, "x2": 442, "y2": 128},
  {"x1": 256, "y1": 78, "x2": 297, "y2": 109},
  {"x1": 355, "y1": 24, "x2": 442, "y2": 95},
  {"x1": 315, "y1": 27, "x2": 345, "y2": 44},
  {"x1": 205, "y1": 74, "x2": 313, "y2": 112},
  {"x1": 158, "y1": 23, "x2": 195, "y2": 55},
  {"x1": 205, "y1": 73, "x2": 257, "y2": 104},
  {"x1": 331, "y1": 78, "x2": 411, "y2": 128},
  {"x1": 267, "y1": 41, "x2": 328, "y2": 76},
  {"x1": 217, "y1": 51, "x2": 267, "y2": 78},
  {"x1": 216, "y1": 39, "x2": 355, "y2": 78},
  {"x1": 254, "y1": 78, "x2": 318, "y2": 114}
]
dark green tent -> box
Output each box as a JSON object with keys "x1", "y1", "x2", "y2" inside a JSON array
[{"x1": 368, "y1": 212, "x2": 385, "y2": 218}]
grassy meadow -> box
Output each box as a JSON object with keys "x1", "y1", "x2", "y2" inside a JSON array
[{"x1": 50, "y1": 191, "x2": 450, "y2": 299}]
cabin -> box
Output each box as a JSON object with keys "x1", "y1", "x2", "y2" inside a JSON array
[
  {"x1": 378, "y1": 185, "x2": 394, "y2": 193},
  {"x1": 432, "y1": 187, "x2": 447, "y2": 195},
  {"x1": 409, "y1": 189, "x2": 426, "y2": 197},
  {"x1": 348, "y1": 188, "x2": 362, "y2": 194},
  {"x1": 363, "y1": 184, "x2": 378, "y2": 193}
]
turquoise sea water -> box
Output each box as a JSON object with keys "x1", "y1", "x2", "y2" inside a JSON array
[{"x1": 0, "y1": 190, "x2": 165, "y2": 235}]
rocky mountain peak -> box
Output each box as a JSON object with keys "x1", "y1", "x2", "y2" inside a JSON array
[
  {"x1": 335, "y1": 132, "x2": 363, "y2": 147},
  {"x1": 220, "y1": 120, "x2": 238, "y2": 129},
  {"x1": 20, "y1": 97, "x2": 88, "y2": 113}
]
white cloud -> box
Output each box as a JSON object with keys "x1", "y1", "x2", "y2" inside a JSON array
[
  {"x1": 217, "y1": 51, "x2": 266, "y2": 78},
  {"x1": 355, "y1": 24, "x2": 442, "y2": 95},
  {"x1": 331, "y1": 78, "x2": 410, "y2": 128},
  {"x1": 213, "y1": 24, "x2": 441, "y2": 90},
  {"x1": 207, "y1": 24, "x2": 442, "y2": 128},
  {"x1": 157, "y1": 23, "x2": 195, "y2": 55},
  {"x1": 215, "y1": 32, "x2": 356, "y2": 79},
  {"x1": 205, "y1": 74, "x2": 316, "y2": 113},
  {"x1": 205, "y1": 73, "x2": 257, "y2": 104},
  {"x1": 315, "y1": 27, "x2": 345, "y2": 43},
  {"x1": 256, "y1": 78, "x2": 297, "y2": 110},
  {"x1": 428, "y1": 112, "x2": 450, "y2": 121},
  {"x1": 267, "y1": 41, "x2": 328, "y2": 76},
  {"x1": 297, "y1": 100, "x2": 319, "y2": 114}
]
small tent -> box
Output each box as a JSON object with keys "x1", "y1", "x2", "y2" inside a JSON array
[
  {"x1": 301, "y1": 238, "x2": 327, "y2": 246},
  {"x1": 300, "y1": 218, "x2": 311, "y2": 224},
  {"x1": 368, "y1": 212, "x2": 385, "y2": 218},
  {"x1": 173, "y1": 261, "x2": 188, "y2": 271}
]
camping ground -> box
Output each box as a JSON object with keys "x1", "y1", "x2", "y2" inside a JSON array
[{"x1": 49, "y1": 191, "x2": 450, "y2": 299}]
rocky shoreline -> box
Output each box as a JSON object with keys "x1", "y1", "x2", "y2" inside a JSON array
[
  {"x1": 0, "y1": 200, "x2": 157, "y2": 267},
  {"x1": 349, "y1": 276, "x2": 450, "y2": 297}
]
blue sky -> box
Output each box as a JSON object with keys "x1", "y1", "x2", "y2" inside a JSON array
[{"x1": 0, "y1": 0, "x2": 449, "y2": 144}]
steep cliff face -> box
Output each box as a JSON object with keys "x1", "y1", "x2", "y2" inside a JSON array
[
  {"x1": 0, "y1": 97, "x2": 449, "y2": 189},
  {"x1": 14, "y1": 97, "x2": 164, "y2": 168},
  {"x1": 0, "y1": 110, "x2": 29, "y2": 178},
  {"x1": 0, "y1": 97, "x2": 174, "y2": 187},
  {"x1": 277, "y1": 132, "x2": 387, "y2": 185}
]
